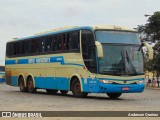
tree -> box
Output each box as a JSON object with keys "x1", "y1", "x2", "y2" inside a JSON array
[
  {"x1": 137, "y1": 11, "x2": 160, "y2": 42},
  {"x1": 144, "y1": 59, "x2": 155, "y2": 79},
  {"x1": 146, "y1": 12, "x2": 160, "y2": 42},
  {"x1": 137, "y1": 11, "x2": 160, "y2": 87},
  {"x1": 153, "y1": 43, "x2": 160, "y2": 87}
]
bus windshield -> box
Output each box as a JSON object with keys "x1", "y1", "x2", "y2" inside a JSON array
[
  {"x1": 96, "y1": 31, "x2": 144, "y2": 76},
  {"x1": 98, "y1": 45, "x2": 144, "y2": 75}
]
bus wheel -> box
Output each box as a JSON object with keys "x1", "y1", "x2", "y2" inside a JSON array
[
  {"x1": 60, "y1": 90, "x2": 68, "y2": 95},
  {"x1": 46, "y1": 89, "x2": 58, "y2": 95},
  {"x1": 19, "y1": 77, "x2": 27, "y2": 92},
  {"x1": 71, "y1": 78, "x2": 88, "y2": 98},
  {"x1": 27, "y1": 77, "x2": 36, "y2": 93},
  {"x1": 107, "y1": 93, "x2": 122, "y2": 99}
]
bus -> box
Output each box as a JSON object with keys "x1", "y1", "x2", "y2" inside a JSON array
[
  {"x1": 5, "y1": 25, "x2": 153, "y2": 98},
  {"x1": 0, "y1": 66, "x2": 5, "y2": 82}
]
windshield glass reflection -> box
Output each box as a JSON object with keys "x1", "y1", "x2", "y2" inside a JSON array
[{"x1": 99, "y1": 45, "x2": 144, "y2": 76}]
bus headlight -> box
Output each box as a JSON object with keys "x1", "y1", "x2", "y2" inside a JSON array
[
  {"x1": 99, "y1": 80, "x2": 113, "y2": 84},
  {"x1": 136, "y1": 80, "x2": 144, "y2": 84}
]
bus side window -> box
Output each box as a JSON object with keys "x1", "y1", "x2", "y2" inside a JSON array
[
  {"x1": 56, "y1": 34, "x2": 63, "y2": 51},
  {"x1": 12, "y1": 43, "x2": 16, "y2": 55},
  {"x1": 0, "y1": 66, "x2": 5, "y2": 71},
  {"x1": 22, "y1": 41, "x2": 25, "y2": 54},
  {"x1": 66, "y1": 33, "x2": 70, "y2": 50},
  {"x1": 18, "y1": 42, "x2": 22, "y2": 55},
  {"x1": 88, "y1": 47, "x2": 96, "y2": 71},
  {"x1": 7, "y1": 43, "x2": 14, "y2": 57},
  {"x1": 31, "y1": 39, "x2": 39, "y2": 54},
  {"x1": 41, "y1": 40, "x2": 45, "y2": 53},
  {"x1": 44, "y1": 36, "x2": 52, "y2": 52},
  {"x1": 22, "y1": 40, "x2": 31, "y2": 55},
  {"x1": 81, "y1": 30, "x2": 96, "y2": 73},
  {"x1": 53, "y1": 35, "x2": 57, "y2": 51},
  {"x1": 62, "y1": 34, "x2": 66, "y2": 51},
  {"x1": 51, "y1": 35, "x2": 55, "y2": 51},
  {"x1": 37, "y1": 38, "x2": 42, "y2": 53},
  {"x1": 68, "y1": 32, "x2": 80, "y2": 50},
  {"x1": 14, "y1": 42, "x2": 21, "y2": 55},
  {"x1": 31, "y1": 39, "x2": 35, "y2": 53}
]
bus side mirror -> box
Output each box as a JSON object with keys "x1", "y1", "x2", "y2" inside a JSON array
[
  {"x1": 144, "y1": 42, "x2": 153, "y2": 60},
  {"x1": 95, "y1": 41, "x2": 103, "y2": 58}
]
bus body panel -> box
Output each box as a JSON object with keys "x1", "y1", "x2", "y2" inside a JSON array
[
  {"x1": 0, "y1": 72, "x2": 5, "y2": 82},
  {"x1": 5, "y1": 53, "x2": 145, "y2": 93},
  {"x1": 81, "y1": 77, "x2": 145, "y2": 93},
  {"x1": 5, "y1": 53, "x2": 89, "y2": 91}
]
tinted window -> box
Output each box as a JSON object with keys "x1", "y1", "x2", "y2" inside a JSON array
[
  {"x1": 44, "y1": 36, "x2": 52, "y2": 52},
  {"x1": 57, "y1": 35, "x2": 63, "y2": 50},
  {"x1": 53, "y1": 35, "x2": 57, "y2": 51},
  {"x1": 7, "y1": 42, "x2": 21, "y2": 56},
  {"x1": 14, "y1": 42, "x2": 21, "y2": 55},
  {"x1": 62, "y1": 34, "x2": 66, "y2": 50},
  {"x1": 68, "y1": 32, "x2": 79, "y2": 50},
  {"x1": 6, "y1": 31, "x2": 81, "y2": 57},
  {"x1": 6, "y1": 42, "x2": 17, "y2": 56},
  {"x1": 22, "y1": 40, "x2": 31, "y2": 54},
  {"x1": 36, "y1": 38, "x2": 42, "y2": 53},
  {"x1": 88, "y1": 48, "x2": 96, "y2": 72},
  {"x1": 30, "y1": 38, "x2": 42, "y2": 54},
  {"x1": 82, "y1": 30, "x2": 94, "y2": 55},
  {"x1": 81, "y1": 30, "x2": 96, "y2": 73},
  {"x1": 0, "y1": 66, "x2": 4, "y2": 71},
  {"x1": 31, "y1": 39, "x2": 38, "y2": 53},
  {"x1": 6, "y1": 43, "x2": 14, "y2": 56},
  {"x1": 54, "y1": 34, "x2": 67, "y2": 51}
]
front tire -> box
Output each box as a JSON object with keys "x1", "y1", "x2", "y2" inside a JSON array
[
  {"x1": 71, "y1": 78, "x2": 88, "y2": 98},
  {"x1": 19, "y1": 77, "x2": 27, "y2": 92},
  {"x1": 107, "y1": 93, "x2": 122, "y2": 99},
  {"x1": 27, "y1": 77, "x2": 36, "y2": 93}
]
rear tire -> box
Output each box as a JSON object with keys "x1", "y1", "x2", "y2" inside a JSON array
[
  {"x1": 71, "y1": 78, "x2": 88, "y2": 98},
  {"x1": 46, "y1": 89, "x2": 58, "y2": 94},
  {"x1": 107, "y1": 93, "x2": 122, "y2": 99},
  {"x1": 27, "y1": 77, "x2": 36, "y2": 93},
  {"x1": 60, "y1": 90, "x2": 68, "y2": 95},
  {"x1": 19, "y1": 77, "x2": 27, "y2": 92}
]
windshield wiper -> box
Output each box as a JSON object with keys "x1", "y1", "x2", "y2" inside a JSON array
[
  {"x1": 125, "y1": 51, "x2": 137, "y2": 75},
  {"x1": 119, "y1": 51, "x2": 126, "y2": 73}
]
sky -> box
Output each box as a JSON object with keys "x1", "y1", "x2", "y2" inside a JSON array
[{"x1": 0, "y1": 0, "x2": 160, "y2": 65}]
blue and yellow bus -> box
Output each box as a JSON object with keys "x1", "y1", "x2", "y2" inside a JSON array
[
  {"x1": 5, "y1": 26, "x2": 153, "y2": 98},
  {"x1": 0, "y1": 66, "x2": 5, "y2": 82}
]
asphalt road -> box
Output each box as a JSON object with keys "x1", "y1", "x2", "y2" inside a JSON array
[{"x1": 0, "y1": 83, "x2": 160, "y2": 120}]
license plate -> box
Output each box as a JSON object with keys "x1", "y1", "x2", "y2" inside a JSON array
[{"x1": 122, "y1": 87, "x2": 130, "y2": 91}]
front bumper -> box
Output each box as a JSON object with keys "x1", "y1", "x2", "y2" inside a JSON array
[
  {"x1": 97, "y1": 83, "x2": 145, "y2": 93},
  {"x1": 83, "y1": 81, "x2": 145, "y2": 93}
]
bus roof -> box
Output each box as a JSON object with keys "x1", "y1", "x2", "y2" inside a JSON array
[{"x1": 9, "y1": 25, "x2": 136, "y2": 42}]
